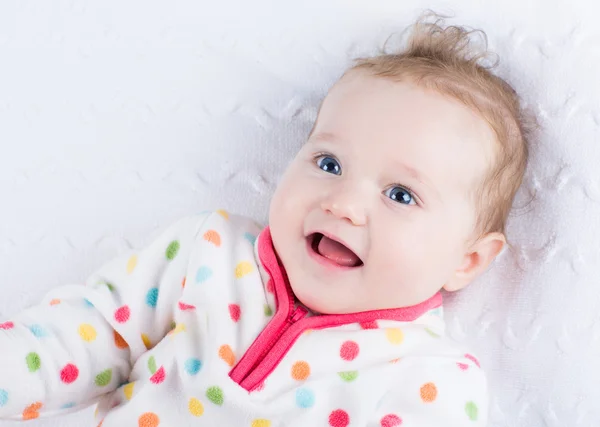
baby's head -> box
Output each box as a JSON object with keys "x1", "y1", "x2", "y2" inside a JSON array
[{"x1": 269, "y1": 13, "x2": 536, "y2": 314}]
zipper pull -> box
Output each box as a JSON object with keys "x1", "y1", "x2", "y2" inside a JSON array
[{"x1": 289, "y1": 306, "x2": 308, "y2": 323}]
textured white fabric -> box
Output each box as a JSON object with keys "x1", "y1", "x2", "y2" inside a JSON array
[
  {"x1": 0, "y1": 1, "x2": 598, "y2": 426},
  {"x1": 0, "y1": 211, "x2": 485, "y2": 426}
]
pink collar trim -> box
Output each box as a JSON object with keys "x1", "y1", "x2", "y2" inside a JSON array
[{"x1": 257, "y1": 226, "x2": 443, "y2": 324}]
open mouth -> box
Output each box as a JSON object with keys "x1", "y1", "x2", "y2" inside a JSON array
[{"x1": 308, "y1": 232, "x2": 364, "y2": 268}]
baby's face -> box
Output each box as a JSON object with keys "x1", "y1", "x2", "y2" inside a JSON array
[{"x1": 269, "y1": 70, "x2": 497, "y2": 314}]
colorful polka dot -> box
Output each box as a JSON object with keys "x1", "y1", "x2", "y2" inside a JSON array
[
  {"x1": 165, "y1": 241, "x2": 180, "y2": 260},
  {"x1": 185, "y1": 358, "x2": 202, "y2": 375},
  {"x1": 26, "y1": 352, "x2": 41, "y2": 372},
  {"x1": 114, "y1": 306, "x2": 131, "y2": 323},
  {"x1": 216, "y1": 209, "x2": 229, "y2": 220},
  {"x1": 457, "y1": 362, "x2": 469, "y2": 371},
  {"x1": 79, "y1": 324, "x2": 97, "y2": 342},
  {"x1": 146, "y1": 288, "x2": 159, "y2": 308},
  {"x1": 338, "y1": 371, "x2": 358, "y2": 382},
  {"x1": 142, "y1": 333, "x2": 152, "y2": 349},
  {"x1": 123, "y1": 382, "x2": 134, "y2": 400},
  {"x1": 196, "y1": 266, "x2": 213, "y2": 283},
  {"x1": 0, "y1": 389, "x2": 8, "y2": 407},
  {"x1": 206, "y1": 386, "x2": 224, "y2": 405},
  {"x1": 104, "y1": 282, "x2": 115, "y2": 292},
  {"x1": 60, "y1": 363, "x2": 79, "y2": 384},
  {"x1": 0, "y1": 321, "x2": 14, "y2": 330},
  {"x1": 465, "y1": 354, "x2": 481, "y2": 368},
  {"x1": 178, "y1": 301, "x2": 196, "y2": 311},
  {"x1": 114, "y1": 330, "x2": 128, "y2": 349},
  {"x1": 425, "y1": 327, "x2": 440, "y2": 338},
  {"x1": 295, "y1": 387, "x2": 315, "y2": 408},
  {"x1": 381, "y1": 414, "x2": 402, "y2": 427},
  {"x1": 264, "y1": 305, "x2": 273, "y2": 316},
  {"x1": 50, "y1": 299, "x2": 61, "y2": 306},
  {"x1": 150, "y1": 366, "x2": 166, "y2": 384},
  {"x1": 29, "y1": 324, "x2": 49, "y2": 338},
  {"x1": 340, "y1": 341, "x2": 359, "y2": 361},
  {"x1": 360, "y1": 321, "x2": 378, "y2": 329},
  {"x1": 219, "y1": 344, "x2": 236, "y2": 367},
  {"x1": 84, "y1": 299, "x2": 94, "y2": 308},
  {"x1": 95, "y1": 369, "x2": 112, "y2": 387},
  {"x1": 203, "y1": 230, "x2": 221, "y2": 247},
  {"x1": 430, "y1": 307, "x2": 442, "y2": 317},
  {"x1": 169, "y1": 323, "x2": 186, "y2": 336},
  {"x1": 148, "y1": 356, "x2": 157, "y2": 374},
  {"x1": 291, "y1": 361, "x2": 311, "y2": 381},
  {"x1": 329, "y1": 409, "x2": 350, "y2": 427},
  {"x1": 229, "y1": 304, "x2": 241, "y2": 322},
  {"x1": 420, "y1": 382, "x2": 437, "y2": 403},
  {"x1": 126, "y1": 255, "x2": 138, "y2": 274},
  {"x1": 181, "y1": 277, "x2": 186, "y2": 288},
  {"x1": 188, "y1": 397, "x2": 204, "y2": 417},
  {"x1": 22, "y1": 402, "x2": 42, "y2": 420},
  {"x1": 244, "y1": 232, "x2": 257, "y2": 245},
  {"x1": 61, "y1": 402, "x2": 76, "y2": 409},
  {"x1": 138, "y1": 412, "x2": 160, "y2": 427},
  {"x1": 386, "y1": 328, "x2": 404, "y2": 345},
  {"x1": 235, "y1": 261, "x2": 253, "y2": 279},
  {"x1": 251, "y1": 419, "x2": 271, "y2": 427},
  {"x1": 465, "y1": 401, "x2": 478, "y2": 421}
]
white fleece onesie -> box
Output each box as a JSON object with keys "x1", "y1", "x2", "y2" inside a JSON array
[{"x1": 0, "y1": 210, "x2": 488, "y2": 426}]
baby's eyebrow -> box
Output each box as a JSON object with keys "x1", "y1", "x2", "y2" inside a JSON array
[
  {"x1": 395, "y1": 163, "x2": 426, "y2": 184},
  {"x1": 310, "y1": 132, "x2": 341, "y2": 144}
]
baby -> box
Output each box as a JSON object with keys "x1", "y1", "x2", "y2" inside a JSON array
[{"x1": 0, "y1": 14, "x2": 534, "y2": 427}]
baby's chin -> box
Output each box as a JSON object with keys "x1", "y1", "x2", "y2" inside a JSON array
[
  {"x1": 290, "y1": 280, "x2": 437, "y2": 315},
  {"x1": 290, "y1": 282, "x2": 371, "y2": 315},
  {"x1": 291, "y1": 283, "x2": 339, "y2": 315}
]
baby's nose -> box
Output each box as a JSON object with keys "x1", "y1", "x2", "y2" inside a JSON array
[{"x1": 321, "y1": 198, "x2": 367, "y2": 226}]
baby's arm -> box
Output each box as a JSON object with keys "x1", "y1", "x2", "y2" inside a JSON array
[
  {"x1": 0, "y1": 214, "x2": 207, "y2": 420},
  {"x1": 367, "y1": 354, "x2": 488, "y2": 427}
]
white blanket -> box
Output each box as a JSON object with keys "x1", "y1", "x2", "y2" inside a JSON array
[{"x1": 0, "y1": 1, "x2": 598, "y2": 426}]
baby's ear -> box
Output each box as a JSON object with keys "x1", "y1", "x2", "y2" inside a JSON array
[{"x1": 443, "y1": 232, "x2": 506, "y2": 292}]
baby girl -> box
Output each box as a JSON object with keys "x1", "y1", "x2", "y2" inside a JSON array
[{"x1": 0, "y1": 14, "x2": 533, "y2": 427}]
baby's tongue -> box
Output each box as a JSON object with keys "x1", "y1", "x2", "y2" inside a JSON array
[{"x1": 317, "y1": 235, "x2": 360, "y2": 267}]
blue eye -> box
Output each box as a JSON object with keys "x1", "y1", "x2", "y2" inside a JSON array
[
  {"x1": 316, "y1": 155, "x2": 341, "y2": 175},
  {"x1": 384, "y1": 186, "x2": 416, "y2": 205}
]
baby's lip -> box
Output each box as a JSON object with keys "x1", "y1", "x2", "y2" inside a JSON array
[{"x1": 305, "y1": 229, "x2": 364, "y2": 265}]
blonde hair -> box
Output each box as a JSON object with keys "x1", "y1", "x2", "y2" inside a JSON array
[{"x1": 350, "y1": 11, "x2": 538, "y2": 236}]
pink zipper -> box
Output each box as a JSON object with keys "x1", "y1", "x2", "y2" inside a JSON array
[
  {"x1": 289, "y1": 306, "x2": 309, "y2": 323},
  {"x1": 229, "y1": 266, "x2": 308, "y2": 387},
  {"x1": 228, "y1": 227, "x2": 443, "y2": 392},
  {"x1": 239, "y1": 306, "x2": 308, "y2": 391}
]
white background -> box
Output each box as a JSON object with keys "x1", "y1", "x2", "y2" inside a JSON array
[{"x1": 1, "y1": 1, "x2": 599, "y2": 426}]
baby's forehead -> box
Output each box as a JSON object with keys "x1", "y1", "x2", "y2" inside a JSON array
[
  {"x1": 318, "y1": 74, "x2": 496, "y2": 155},
  {"x1": 324, "y1": 72, "x2": 487, "y2": 128}
]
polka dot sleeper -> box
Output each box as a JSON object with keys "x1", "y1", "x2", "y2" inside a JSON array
[{"x1": 0, "y1": 210, "x2": 488, "y2": 426}]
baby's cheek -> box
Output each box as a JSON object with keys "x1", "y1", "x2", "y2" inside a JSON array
[
  {"x1": 374, "y1": 241, "x2": 420, "y2": 278},
  {"x1": 272, "y1": 177, "x2": 306, "y2": 215},
  {"x1": 377, "y1": 228, "x2": 440, "y2": 276}
]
